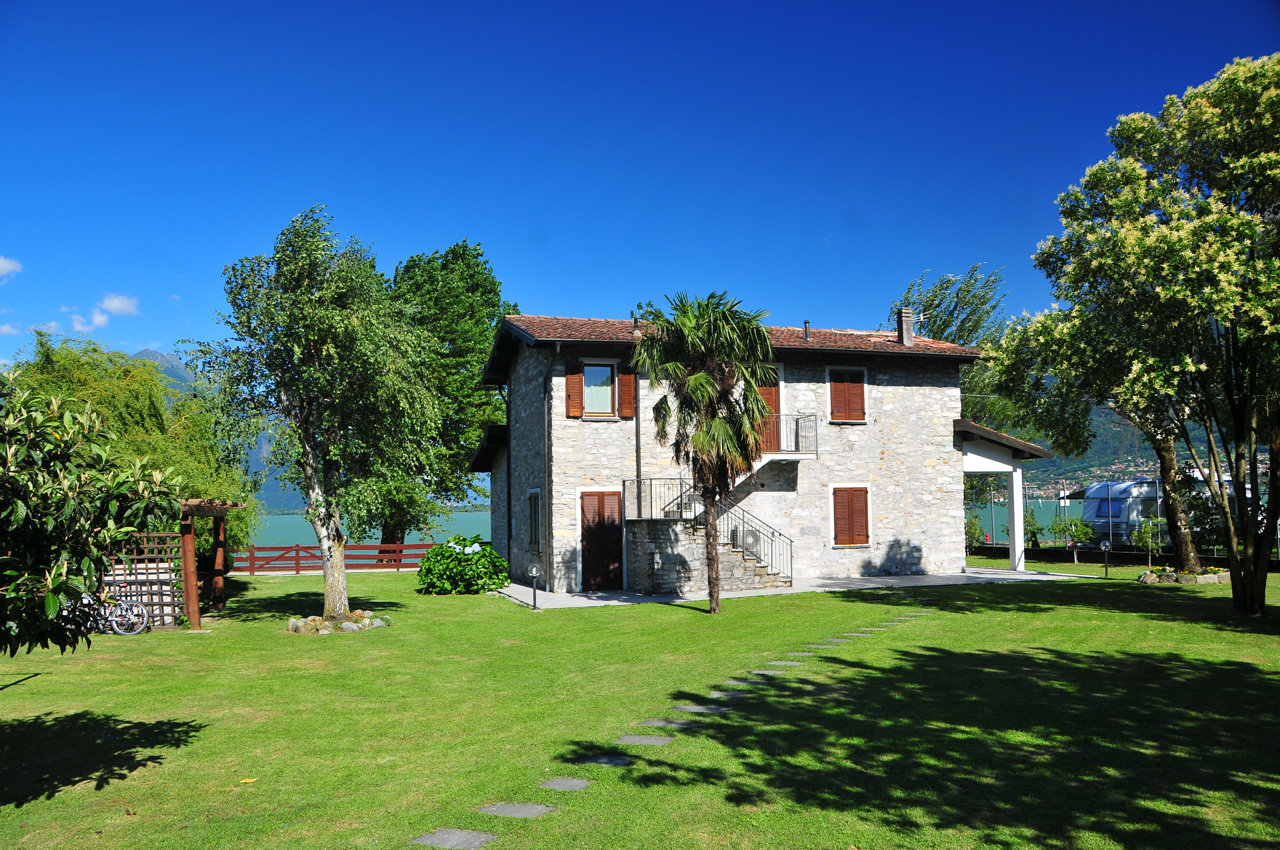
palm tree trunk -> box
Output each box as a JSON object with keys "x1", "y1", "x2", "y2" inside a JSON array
[{"x1": 703, "y1": 493, "x2": 721, "y2": 615}]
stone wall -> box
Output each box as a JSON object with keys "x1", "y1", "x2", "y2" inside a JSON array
[
  {"x1": 625, "y1": 518, "x2": 792, "y2": 596},
  {"x1": 502, "y1": 347, "x2": 552, "y2": 586}
]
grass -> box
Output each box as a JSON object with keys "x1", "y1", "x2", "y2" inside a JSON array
[{"x1": 2, "y1": 570, "x2": 1279, "y2": 848}]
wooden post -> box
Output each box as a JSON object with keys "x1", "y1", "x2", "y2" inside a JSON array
[
  {"x1": 212, "y1": 516, "x2": 226, "y2": 612},
  {"x1": 180, "y1": 514, "x2": 200, "y2": 629}
]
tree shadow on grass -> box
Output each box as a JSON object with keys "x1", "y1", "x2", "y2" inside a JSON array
[
  {"x1": 842, "y1": 580, "x2": 1280, "y2": 636},
  {"x1": 1, "y1": 711, "x2": 205, "y2": 807},
  {"x1": 216, "y1": 590, "x2": 407, "y2": 622},
  {"x1": 588, "y1": 649, "x2": 1280, "y2": 848}
]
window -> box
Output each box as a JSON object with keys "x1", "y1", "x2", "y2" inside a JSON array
[
  {"x1": 565, "y1": 360, "x2": 636, "y2": 419},
  {"x1": 828, "y1": 368, "x2": 866, "y2": 422},
  {"x1": 832, "y1": 487, "x2": 869, "y2": 546},
  {"x1": 583, "y1": 363, "x2": 615, "y2": 416},
  {"x1": 528, "y1": 490, "x2": 541, "y2": 552}
]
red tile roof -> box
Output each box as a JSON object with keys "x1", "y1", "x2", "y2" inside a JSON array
[{"x1": 501, "y1": 315, "x2": 980, "y2": 358}]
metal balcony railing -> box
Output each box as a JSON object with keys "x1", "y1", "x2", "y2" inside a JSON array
[{"x1": 760, "y1": 414, "x2": 817, "y2": 455}]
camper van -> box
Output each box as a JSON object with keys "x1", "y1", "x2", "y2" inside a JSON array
[{"x1": 1075, "y1": 479, "x2": 1162, "y2": 548}]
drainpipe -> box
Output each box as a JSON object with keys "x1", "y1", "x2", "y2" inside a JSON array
[{"x1": 543, "y1": 359, "x2": 554, "y2": 593}]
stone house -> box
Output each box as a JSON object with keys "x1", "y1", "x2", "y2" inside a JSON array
[{"x1": 470, "y1": 309, "x2": 992, "y2": 595}]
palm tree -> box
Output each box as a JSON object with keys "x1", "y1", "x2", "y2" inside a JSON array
[{"x1": 633, "y1": 293, "x2": 775, "y2": 614}]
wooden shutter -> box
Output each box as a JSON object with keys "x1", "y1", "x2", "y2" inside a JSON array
[
  {"x1": 830, "y1": 370, "x2": 866, "y2": 421},
  {"x1": 833, "y1": 487, "x2": 869, "y2": 546},
  {"x1": 565, "y1": 360, "x2": 584, "y2": 418},
  {"x1": 618, "y1": 368, "x2": 636, "y2": 419}
]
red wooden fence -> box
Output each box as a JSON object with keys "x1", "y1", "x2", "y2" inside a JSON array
[{"x1": 233, "y1": 542, "x2": 478, "y2": 575}]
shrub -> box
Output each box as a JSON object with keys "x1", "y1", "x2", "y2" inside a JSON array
[
  {"x1": 964, "y1": 511, "x2": 985, "y2": 553},
  {"x1": 416, "y1": 535, "x2": 510, "y2": 595}
]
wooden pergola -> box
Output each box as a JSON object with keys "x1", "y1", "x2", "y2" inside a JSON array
[{"x1": 180, "y1": 498, "x2": 246, "y2": 629}]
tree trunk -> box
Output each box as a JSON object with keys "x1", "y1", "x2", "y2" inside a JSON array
[
  {"x1": 379, "y1": 525, "x2": 406, "y2": 564},
  {"x1": 703, "y1": 493, "x2": 721, "y2": 615},
  {"x1": 1153, "y1": 435, "x2": 1201, "y2": 573}
]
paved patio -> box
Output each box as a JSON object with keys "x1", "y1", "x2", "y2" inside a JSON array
[{"x1": 493, "y1": 566, "x2": 1079, "y2": 609}]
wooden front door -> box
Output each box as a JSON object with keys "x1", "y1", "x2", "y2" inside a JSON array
[
  {"x1": 760, "y1": 380, "x2": 780, "y2": 453},
  {"x1": 580, "y1": 491, "x2": 623, "y2": 591}
]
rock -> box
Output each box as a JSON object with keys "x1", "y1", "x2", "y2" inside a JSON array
[
  {"x1": 1157, "y1": 573, "x2": 1179, "y2": 583},
  {"x1": 288, "y1": 618, "x2": 300, "y2": 632},
  {"x1": 1218, "y1": 572, "x2": 1232, "y2": 584},
  {"x1": 1137, "y1": 573, "x2": 1159, "y2": 585},
  {"x1": 340, "y1": 622, "x2": 361, "y2": 632},
  {"x1": 370, "y1": 618, "x2": 388, "y2": 628},
  {"x1": 318, "y1": 627, "x2": 334, "y2": 635}
]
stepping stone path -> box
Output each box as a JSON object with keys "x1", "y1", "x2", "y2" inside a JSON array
[
  {"x1": 541, "y1": 777, "x2": 591, "y2": 791},
  {"x1": 614, "y1": 735, "x2": 672, "y2": 746},
  {"x1": 638, "y1": 718, "x2": 699, "y2": 729},
  {"x1": 416, "y1": 595, "x2": 945, "y2": 845},
  {"x1": 574, "y1": 754, "x2": 633, "y2": 766},
  {"x1": 479, "y1": 803, "x2": 554, "y2": 818},
  {"x1": 413, "y1": 828, "x2": 498, "y2": 848}
]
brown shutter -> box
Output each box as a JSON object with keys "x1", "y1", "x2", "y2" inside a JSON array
[
  {"x1": 833, "y1": 487, "x2": 869, "y2": 546},
  {"x1": 830, "y1": 370, "x2": 866, "y2": 421},
  {"x1": 565, "y1": 360, "x2": 583, "y2": 418},
  {"x1": 848, "y1": 371, "x2": 866, "y2": 421},
  {"x1": 850, "y1": 487, "x2": 869, "y2": 545},
  {"x1": 618, "y1": 368, "x2": 636, "y2": 419},
  {"x1": 833, "y1": 488, "x2": 852, "y2": 545},
  {"x1": 602, "y1": 491, "x2": 622, "y2": 523},
  {"x1": 830, "y1": 371, "x2": 848, "y2": 420}
]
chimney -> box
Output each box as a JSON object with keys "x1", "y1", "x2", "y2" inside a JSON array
[
  {"x1": 803, "y1": 320, "x2": 811, "y2": 342},
  {"x1": 897, "y1": 307, "x2": 915, "y2": 347}
]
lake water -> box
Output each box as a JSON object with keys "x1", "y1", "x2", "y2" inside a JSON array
[{"x1": 253, "y1": 512, "x2": 491, "y2": 548}]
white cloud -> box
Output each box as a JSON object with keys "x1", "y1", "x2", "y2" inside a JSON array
[
  {"x1": 98, "y1": 293, "x2": 139, "y2": 315},
  {"x1": 0, "y1": 323, "x2": 18, "y2": 335},
  {"x1": 71, "y1": 308, "x2": 109, "y2": 332},
  {"x1": 0, "y1": 255, "x2": 22, "y2": 283}
]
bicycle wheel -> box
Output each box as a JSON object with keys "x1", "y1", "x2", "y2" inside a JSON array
[{"x1": 107, "y1": 601, "x2": 149, "y2": 636}]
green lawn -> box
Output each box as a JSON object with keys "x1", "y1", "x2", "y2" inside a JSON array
[{"x1": 3, "y1": 571, "x2": 1279, "y2": 849}]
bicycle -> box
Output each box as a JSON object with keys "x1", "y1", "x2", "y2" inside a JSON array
[{"x1": 65, "y1": 591, "x2": 150, "y2": 636}]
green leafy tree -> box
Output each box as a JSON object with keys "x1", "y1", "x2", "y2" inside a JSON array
[
  {"x1": 12, "y1": 333, "x2": 259, "y2": 562},
  {"x1": 1131, "y1": 517, "x2": 1165, "y2": 569},
  {"x1": 347, "y1": 242, "x2": 515, "y2": 548},
  {"x1": 189, "y1": 207, "x2": 439, "y2": 619},
  {"x1": 964, "y1": 511, "x2": 985, "y2": 554},
  {"x1": 1, "y1": 371, "x2": 181, "y2": 655},
  {"x1": 887, "y1": 264, "x2": 1018, "y2": 430},
  {"x1": 1048, "y1": 516, "x2": 1094, "y2": 564},
  {"x1": 992, "y1": 55, "x2": 1280, "y2": 611},
  {"x1": 633, "y1": 292, "x2": 776, "y2": 615}
]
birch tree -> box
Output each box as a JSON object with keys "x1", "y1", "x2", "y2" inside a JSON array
[{"x1": 190, "y1": 207, "x2": 438, "y2": 619}]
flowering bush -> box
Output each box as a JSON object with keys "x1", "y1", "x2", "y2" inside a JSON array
[{"x1": 416, "y1": 535, "x2": 510, "y2": 595}]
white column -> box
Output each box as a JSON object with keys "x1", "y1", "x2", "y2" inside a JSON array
[{"x1": 1008, "y1": 464, "x2": 1025, "y2": 571}]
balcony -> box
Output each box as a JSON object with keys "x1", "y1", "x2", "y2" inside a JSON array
[{"x1": 759, "y1": 413, "x2": 817, "y2": 457}]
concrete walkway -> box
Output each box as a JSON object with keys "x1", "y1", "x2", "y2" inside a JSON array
[{"x1": 493, "y1": 566, "x2": 1078, "y2": 609}]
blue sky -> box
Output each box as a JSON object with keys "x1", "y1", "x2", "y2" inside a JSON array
[{"x1": 2, "y1": 0, "x2": 1277, "y2": 364}]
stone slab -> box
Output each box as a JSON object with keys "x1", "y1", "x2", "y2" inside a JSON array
[
  {"x1": 709, "y1": 690, "x2": 746, "y2": 699},
  {"x1": 749, "y1": 669, "x2": 787, "y2": 676},
  {"x1": 479, "y1": 803, "x2": 554, "y2": 818},
  {"x1": 805, "y1": 644, "x2": 834, "y2": 648},
  {"x1": 675, "y1": 704, "x2": 729, "y2": 714},
  {"x1": 575, "y1": 754, "x2": 633, "y2": 766},
  {"x1": 787, "y1": 651, "x2": 814, "y2": 656},
  {"x1": 844, "y1": 633, "x2": 873, "y2": 637},
  {"x1": 768, "y1": 660, "x2": 804, "y2": 666},
  {"x1": 412, "y1": 828, "x2": 498, "y2": 848},
  {"x1": 824, "y1": 638, "x2": 851, "y2": 643},
  {"x1": 638, "y1": 718, "x2": 699, "y2": 729},
  {"x1": 724, "y1": 678, "x2": 769, "y2": 685},
  {"x1": 615, "y1": 735, "x2": 673, "y2": 746}
]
